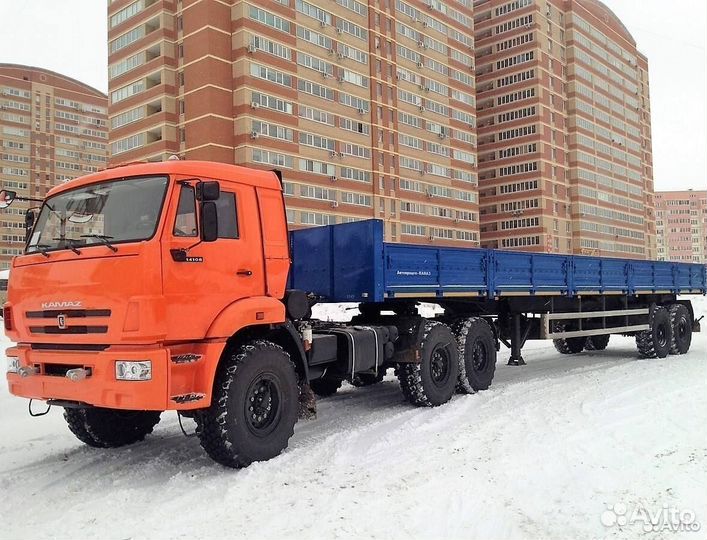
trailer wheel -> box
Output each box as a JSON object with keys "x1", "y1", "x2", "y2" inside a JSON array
[
  {"x1": 636, "y1": 306, "x2": 672, "y2": 359},
  {"x1": 310, "y1": 376, "x2": 343, "y2": 397},
  {"x1": 668, "y1": 304, "x2": 692, "y2": 355},
  {"x1": 397, "y1": 321, "x2": 459, "y2": 407},
  {"x1": 351, "y1": 370, "x2": 386, "y2": 387},
  {"x1": 196, "y1": 340, "x2": 299, "y2": 468},
  {"x1": 585, "y1": 334, "x2": 610, "y2": 351},
  {"x1": 552, "y1": 323, "x2": 585, "y2": 354},
  {"x1": 453, "y1": 318, "x2": 496, "y2": 393},
  {"x1": 63, "y1": 408, "x2": 161, "y2": 448}
]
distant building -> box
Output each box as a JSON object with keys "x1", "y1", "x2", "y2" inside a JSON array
[
  {"x1": 473, "y1": 0, "x2": 655, "y2": 258},
  {"x1": 0, "y1": 64, "x2": 108, "y2": 269},
  {"x1": 655, "y1": 190, "x2": 707, "y2": 264},
  {"x1": 107, "y1": 0, "x2": 480, "y2": 245}
]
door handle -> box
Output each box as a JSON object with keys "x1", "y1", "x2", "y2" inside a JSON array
[{"x1": 236, "y1": 269, "x2": 253, "y2": 277}]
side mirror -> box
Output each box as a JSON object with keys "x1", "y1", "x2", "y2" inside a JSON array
[
  {"x1": 0, "y1": 190, "x2": 17, "y2": 209},
  {"x1": 201, "y1": 201, "x2": 218, "y2": 242},
  {"x1": 197, "y1": 181, "x2": 220, "y2": 202}
]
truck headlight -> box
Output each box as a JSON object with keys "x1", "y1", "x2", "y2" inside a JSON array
[
  {"x1": 6, "y1": 356, "x2": 20, "y2": 374},
  {"x1": 115, "y1": 360, "x2": 152, "y2": 381}
]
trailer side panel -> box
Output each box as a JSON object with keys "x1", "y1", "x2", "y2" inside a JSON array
[{"x1": 289, "y1": 220, "x2": 707, "y2": 302}]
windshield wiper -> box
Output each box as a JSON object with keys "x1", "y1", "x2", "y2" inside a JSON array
[
  {"x1": 31, "y1": 244, "x2": 51, "y2": 258},
  {"x1": 52, "y1": 238, "x2": 82, "y2": 255},
  {"x1": 80, "y1": 234, "x2": 118, "y2": 253}
]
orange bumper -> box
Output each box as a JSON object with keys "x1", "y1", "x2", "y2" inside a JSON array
[{"x1": 6, "y1": 341, "x2": 225, "y2": 411}]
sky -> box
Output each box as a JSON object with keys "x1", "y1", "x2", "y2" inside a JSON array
[{"x1": 0, "y1": 0, "x2": 705, "y2": 191}]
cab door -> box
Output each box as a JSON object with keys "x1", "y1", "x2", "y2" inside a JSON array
[{"x1": 162, "y1": 177, "x2": 265, "y2": 340}]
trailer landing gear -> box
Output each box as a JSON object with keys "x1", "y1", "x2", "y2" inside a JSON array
[{"x1": 508, "y1": 313, "x2": 526, "y2": 366}]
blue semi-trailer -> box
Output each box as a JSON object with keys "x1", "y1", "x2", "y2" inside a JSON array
[{"x1": 288, "y1": 219, "x2": 704, "y2": 400}]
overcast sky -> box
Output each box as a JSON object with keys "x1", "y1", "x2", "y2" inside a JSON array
[{"x1": 0, "y1": 0, "x2": 704, "y2": 191}]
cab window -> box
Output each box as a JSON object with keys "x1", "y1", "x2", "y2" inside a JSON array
[
  {"x1": 173, "y1": 184, "x2": 197, "y2": 237},
  {"x1": 215, "y1": 192, "x2": 239, "y2": 239}
]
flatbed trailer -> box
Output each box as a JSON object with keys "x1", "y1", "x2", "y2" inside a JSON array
[
  {"x1": 3, "y1": 162, "x2": 705, "y2": 468},
  {"x1": 290, "y1": 219, "x2": 705, "y2": 365}
]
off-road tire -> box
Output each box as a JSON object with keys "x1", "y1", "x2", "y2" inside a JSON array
[
  {"x1": 636, "y1": 306, "x2": 672, "y2": 359},
  {"x1": 350, "y1": 371, "x2": 386, "y2": 387},
  {"x1": 552, "y1": 322, "x2": 586, "y2": 354},
  {"x1": 397, "y1": 321, "x2": 459, "y2": 407},
  {"x1": 196, "y1": 340, "x2": 299, "y2": 468},
  {"x1": 63, "y1": 408, "x2": 161, "y2": 448},
  {"x1": 310, "y1": 376, "x2": 343, "y2": 397},
  {"x1": 668, "y1": 304, "x2": 692, "y2": 355},
  {"x1": 585, "y1": 334, "x2": 610, "y2": 351},
  {"x1": 452, "y1": 317, "x2": 497, "y2": 394}
]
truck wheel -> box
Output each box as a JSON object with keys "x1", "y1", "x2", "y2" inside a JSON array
[
  {"x1": 636, "y1": 306, "x2": 672, "y2": 359},
  {"x1": 310, "y1": 377, "x2": 343, "y2": 397},
  {"x1": 453, "y1": 318, "x2": 496, "y2": 393},
  {"x1": 63, "y1": 407, "x2": 161, "y2": 448},
  {"x1": 350, "y1": 370, "x2": 386, "y2": 387},
  {"x1": 585, "y1": 334, "x2": 610, "y2": 351},
  {"x1": 196, "y1": 340, "x2": 299, "y2": 468},
  {"x1": 668, "y1": 304, "x2": 692, "y2": 355},
  {"x1": 552, "y1": 323, "x2": 585, "y2": 354},
  {"x1": 397, "y1": 321, "x2": 459, "y2": 407}
]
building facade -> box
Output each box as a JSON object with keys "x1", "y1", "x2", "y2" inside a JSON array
[
  {"x1": 0, "y1": 64, "x2": 108, "y2": 269},
  {"x1": 473, "y1": 0, "x2": 655, "y2": 258},
  {"x1": 655, "y1": 190, "x2": 707, "y2": 264},
  {"x1": 107, "y1": 0, "x2": 480, "y2": 245}
]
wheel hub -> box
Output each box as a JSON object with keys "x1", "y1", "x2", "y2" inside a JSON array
[
  {"x1": 471, "y1": 341, "x2": 488, "y2": 372},
  {"x1": 678, "y1": 320, "x2": 687, "y2": 339},
  {"x1": 656, "y1": 325, "x2": 667, "y2": 348},
  {"x1": 245, "y1": 376, "x2": 281, "y2": 435},
  {"x1": 430, "y1": 345, "x2": 451, "y2": 387}
]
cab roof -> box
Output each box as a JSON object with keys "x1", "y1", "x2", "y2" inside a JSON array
[{"x1": 46, "y1": 161, "x2": 283, "y2": 197}]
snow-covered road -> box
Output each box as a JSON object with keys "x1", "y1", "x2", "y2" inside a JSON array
[{"x1": 1, "y1": 298, "x2": 706, "y2": 540}]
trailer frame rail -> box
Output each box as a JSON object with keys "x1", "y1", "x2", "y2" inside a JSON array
[{"x1": 540, "y1": 307, "x2": 650, "y2": 339}]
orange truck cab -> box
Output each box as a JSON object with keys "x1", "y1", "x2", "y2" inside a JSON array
[{"x1": 5, "y1": 160, "x2": 292, "y2": 413}]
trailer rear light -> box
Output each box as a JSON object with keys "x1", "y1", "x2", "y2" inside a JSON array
[
  {"x1": 115, "y1": 360, "x2": 152, "y2": 381},
  {"x1": 3, "y1": 306, "x2": 12, "y2": 331},
  {"x1": 6, "y1": 356, "x2": 19, "y2": 374}
]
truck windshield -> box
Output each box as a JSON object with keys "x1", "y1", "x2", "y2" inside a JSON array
[{"x1": 26, "y1": 175, "x2": 169, "y2": 254}]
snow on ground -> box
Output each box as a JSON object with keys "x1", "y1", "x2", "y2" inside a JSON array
[{"x1": 1, "y1": 297, "x2": 706, "y2": 540}]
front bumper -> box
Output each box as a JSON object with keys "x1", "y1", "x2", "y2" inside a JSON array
[{"x1": 6, "y1": 341, "x2": 224, "y2": 411}]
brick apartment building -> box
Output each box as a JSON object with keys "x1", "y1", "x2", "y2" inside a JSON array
[
  {"x1": 473, "y1": 0, "x2": 655, "y2": 258},
  {"x1": 107, "y1": 0, "x2": 655, "y2": 257},
  {"x1": 655, "y1": 190, "x2": 707, "y2": 264},
  {"x1": 0, "y1": 64, "x2": 108, "y2": 269},
  {"x1": 107, "y1": 0, "x2": 480, "y2": 245}
]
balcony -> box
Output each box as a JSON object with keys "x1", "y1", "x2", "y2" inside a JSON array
[
  {"x1": 145, "y1": 71, "x2": 162, "y2": 91},
  {"x1": 477, "y1": 82, "x2": 494, "y2": 94},
  {"x1": 145, "y1": 126, "x2": 163, "y2": 145},
  {"x1": 476, "y1": 46, "x2": 493, "y2": 59},
  {"x1": 476, "y1": 98, "x2": 494, "y2": 111},
  {"x1": 473, "y1": 11, "x2": 492, "y2": 25},
  {"x1": 476, "y1": 28, "x2": 493, "y2": 41},
  {"x1": 476, "y1": 64, "x2": 493, "y2": 76},
  {"x1": 146, "y1": 98, "x2": 163, "y2": 117}
]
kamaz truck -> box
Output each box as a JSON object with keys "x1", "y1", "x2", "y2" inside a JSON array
[{"x1": 2, "y1": 161, "x2": 705, "y2": 468}]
